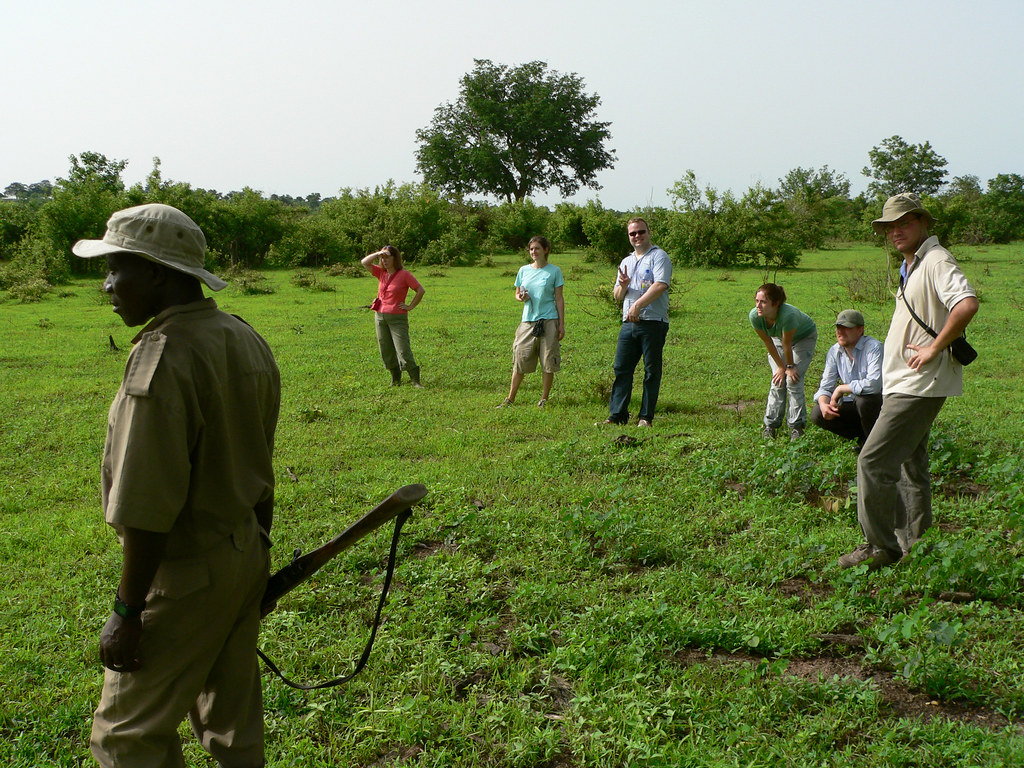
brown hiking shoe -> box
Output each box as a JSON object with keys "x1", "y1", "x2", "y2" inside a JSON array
[{"x1": 838, "y1": 543, "x2": 900, "y2": 571}]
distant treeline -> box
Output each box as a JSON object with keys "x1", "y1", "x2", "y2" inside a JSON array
[{"x1": 3, "y1": 153, "x2": 1023, "y2": 298}]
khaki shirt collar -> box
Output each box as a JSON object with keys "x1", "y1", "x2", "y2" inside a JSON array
[{"x1": 132, "y1": 298, "x2": 218, "y2": 344}]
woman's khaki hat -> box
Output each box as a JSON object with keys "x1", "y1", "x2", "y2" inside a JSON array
[
  {"x1": 72, "y1": 203, "x2": 227, "y2": 291},
  {"x1": 871, "y1": 193, "x2": 936, "y2": 236}
]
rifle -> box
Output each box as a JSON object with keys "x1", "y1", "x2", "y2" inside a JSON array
[{"x1": 261, "y1": 483, "x2": 427, "y2": 616}]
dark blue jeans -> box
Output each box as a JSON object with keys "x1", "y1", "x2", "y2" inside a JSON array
[{"x1": 608, "y1": 320, "x2": 668, "y2": 423}]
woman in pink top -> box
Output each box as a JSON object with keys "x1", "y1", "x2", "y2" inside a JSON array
[{"x1": 361, "y1": 245, "x2": 426, "y2": 387}]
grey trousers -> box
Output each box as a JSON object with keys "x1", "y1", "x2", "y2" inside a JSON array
[
  {"x1": 764, "y1": 331, "x2": 817, "y2": 430},
  {"x1": 374, "y1": 312, "x2": 417, "y2": 371},
  {"x1": 856, "y1": 393, "x2": 946, "y2": 557}
]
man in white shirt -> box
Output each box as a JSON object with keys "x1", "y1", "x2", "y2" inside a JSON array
[
  {"x1": 838, "y1": 194, "x2": 978, "y2": 571},
  {"x1": 810, "y1": 309, "x2": 883, "y2": 449},
  {"x1": 601, "y1": 217, "x2": 672, "y2": 427}
]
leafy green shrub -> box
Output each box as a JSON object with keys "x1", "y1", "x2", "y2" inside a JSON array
[
  {"x1": 661, "y1": 173, "x2": 801, "y2": 271},
  {"x1": 4, "y1": 275, "x2": 51, "y2": 302},
  {"x1": 0, "y1": 200, "x2": 35, "y2": 260},
  {"x1": 224, "y1": 267, "x2": 275, "y2": 295},
  {"x1": 0, "y1": 231, "x2": 69, "y2": 293},
  {"x1": 910, "y1": 533, "x2": 1024, "y2": 601},
  {"x1": 201, "y1": 189, "x2": 297, "y2": 269},
  {"x1": 831, "y1": 263, "x2": 895, "y2": 306},
  {"x1": 420, "y1": 218, "x2": 482, "y2": 265},
  {"x1": 297, "y1": 405, "x2": 327, "y2": 423},
  {"x1": 548, "y1": 202, "x2": 589, "y2": 249},
  {"x1": 291, "y1": 269, "x2": 334, "y2": 292},
  {"x1": 866, "y1": 601, "x2": 971, "y2": 698},
  {"x1": 325, "y1": 261, "x2": 367, "y2": 278},
  {"x1": 580, "y1": 200, "x2": 627, "y2": 263},
  {"x1": 267, "y1": 213, "x2": 361, "y2": 268},
  {"x1": 483, "y1": 200, "x2": 550, "y2": 252},
  {"x1": 272, "y1": 183, "x2": 482, "y2": 267}
]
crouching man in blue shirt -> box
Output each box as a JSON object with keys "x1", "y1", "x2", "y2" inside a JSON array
[{"x1": 810, "y1": 309, "x2": 883, "y2": 450}]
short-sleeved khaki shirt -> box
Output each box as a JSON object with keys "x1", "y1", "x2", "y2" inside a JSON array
[
  {"x1": 102, "y1": 299, "x2": 280, "y2": 558},
  {"x1": 883, "y1": 237, "x2": 975, "y2": 398}
]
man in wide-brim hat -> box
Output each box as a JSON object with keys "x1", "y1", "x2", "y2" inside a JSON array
[
  {"x1": 76, "y1": 203, "x2": 281, "y2": 767},
  {"x1": 838, "y1": 193, "x2": 978, "y2": 571}
]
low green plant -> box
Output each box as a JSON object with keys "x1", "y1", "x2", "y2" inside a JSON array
[
  {"x1": 290, "y1": 269, "x2": 334, "y2": 292},
  {"x1": 867, "y1": 601, "x2": 967, "y2": 695}
]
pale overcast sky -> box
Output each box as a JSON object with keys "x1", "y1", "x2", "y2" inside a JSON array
[{"x1": 3, "y1": 0, "x2": 1022, "y2": 210}]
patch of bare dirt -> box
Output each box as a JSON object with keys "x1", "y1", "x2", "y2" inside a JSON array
[
  {"x1": 410, "y1": 539, "x2": 459, "y2": 559},
  {"x1": 776, "y1": 576, "x2": 834, "y2": 604},
  {"x1": 526, "y1": 673, "x2": 574, "y2": 715},
  {"x1": 784, "y1": 657, "x2": 1018, "y2": 730},
  {"x1": 452, "y1": 668, "x2": 493, "y2": 699},
  {"x1": 533, "y1": 749, "x2": 578, "y2": 768},
  {"x1": 936, "y1": 470, "x2": 988, "y2": 499},
  {"x1": 725, "y1": 481, "x2": 746, "y2": 499},
  {"x1": 673, "y1": 647, "x2": 1020, "y2": 732},
  {"x1": 812, "y1": 633, "x2": 867, "y2": 654},
  {"x1": 366, "y1": 744, "x2": 423, "y2": 766}
]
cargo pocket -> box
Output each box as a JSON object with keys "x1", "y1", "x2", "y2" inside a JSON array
[{"x1": 149, "y1": 558, "x2": 210, "y2": 600}]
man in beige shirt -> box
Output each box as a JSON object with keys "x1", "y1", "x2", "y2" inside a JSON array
[
  {"x1": 75, "y1": 204, "x2": 280, "y2": 767},
  {"x1": 838, "y1": 194, "x2": 977, "y2": 571}
]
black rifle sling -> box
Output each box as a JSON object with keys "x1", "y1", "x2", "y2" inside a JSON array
[{"x1": 257, "y1": 509, "x2": 412, "y2": 690}]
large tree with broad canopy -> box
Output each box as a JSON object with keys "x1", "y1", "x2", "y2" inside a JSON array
[{"x1": 415, "y1": 59, "x2": 615, "y2": 203}]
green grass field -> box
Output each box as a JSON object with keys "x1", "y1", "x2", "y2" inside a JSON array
[{"x1": 2, "y1": 242, "x2": 1023, "y2": 766}]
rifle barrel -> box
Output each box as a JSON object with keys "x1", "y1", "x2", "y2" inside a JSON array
[{"x1": 261, "y1": 483, "x2": 427, "y2": 613}]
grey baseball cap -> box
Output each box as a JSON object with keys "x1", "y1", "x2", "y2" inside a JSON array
[
  {"x1": 835, "y1": 309, "x2": 865, "y2": 328},
  {"x1": 72, "y1": 203, "x2": 227, "y2": 291}
]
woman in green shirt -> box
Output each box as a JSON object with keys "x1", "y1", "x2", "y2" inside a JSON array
[{"x1": 749, "y1": 283, "x2": 818, "y2": 439}]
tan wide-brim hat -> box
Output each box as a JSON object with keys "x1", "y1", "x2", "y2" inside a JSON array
[
  {"x1": 870, "y1": 193, "x2": 937, "y2": 236},
  {"x1": 72, "y1": 203, "x2": 227, "y2": 291}
]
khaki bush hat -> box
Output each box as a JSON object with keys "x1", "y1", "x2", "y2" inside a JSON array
[
  {"x1": 72, "y1": 203, "x2": 227, "y2": 291},
  {"x1": 871, "y1": 193, "x2": 937, "y2": 236},
  {"x1": 835, "y1": 309, "x2": 864, "y2": 327}
]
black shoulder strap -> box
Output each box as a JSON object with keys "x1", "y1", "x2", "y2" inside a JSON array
[
  {"x1": 899, "y1": 281, "x2": 938, "y2": 339},
  {"x1": 257, "y1": 509, "x2": 412, "y2": 690}
]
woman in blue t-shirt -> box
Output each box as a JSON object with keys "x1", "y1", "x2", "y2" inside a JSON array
[
  {"x1": 497, "y1": 236, "x2": 565, "y2": 408},
  {"x1": 749, "y1": 283, "x2": 817, "y2": 439}
]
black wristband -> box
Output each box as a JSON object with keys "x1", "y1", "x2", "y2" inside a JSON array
[{"x1": 113, "y1": 593, "x2": 145, "y2": 619}]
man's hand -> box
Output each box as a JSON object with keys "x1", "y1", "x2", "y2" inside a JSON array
[
  {"x1": 772, "y1": 367, "x2": 786, "y2": 387},
  {"x1": 616, "y1": 267, "x2": 630, "y2": 288},
  {"x1": 829, "y1": 384, "x2": 852, "y2": 409},
  {"x1": 785, "y1": 366, "x2": 801, "y2": 384},
  {"x1": 99, "y1": 613, "x2": 143, "y2": 673},
  {"x1": 818, "y1": 395, "x2": 840, "y2": 420},
  {"x1": 906, "y1": 342, "x2": 941, "y2": 371}
]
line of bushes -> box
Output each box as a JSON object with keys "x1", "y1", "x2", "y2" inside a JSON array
[{"x1": 3, "y1": 154, "x2": 1023, "y2": 302}]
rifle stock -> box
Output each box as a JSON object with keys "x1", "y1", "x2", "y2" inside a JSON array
[{"x1": 262, "y1": 483, "x2": 427, "y2": 615}]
